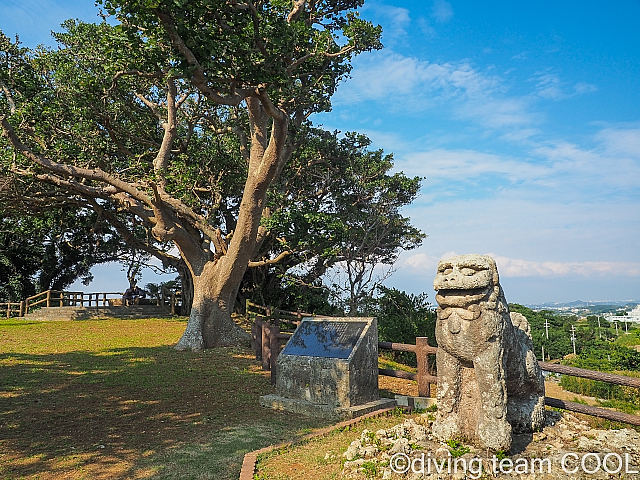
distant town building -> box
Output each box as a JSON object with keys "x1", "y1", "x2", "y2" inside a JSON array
[{"x1": 604, "y1": 305, "x2": 640, "y2": 323}]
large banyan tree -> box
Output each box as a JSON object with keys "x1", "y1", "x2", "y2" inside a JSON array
[{"x1": 0, "y1": 1, "x2": 382, "y2": 349}]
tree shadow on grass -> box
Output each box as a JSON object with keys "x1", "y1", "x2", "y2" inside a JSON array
[{"x1": 0, "y1": 346, "x2": 330, "y2": 480}]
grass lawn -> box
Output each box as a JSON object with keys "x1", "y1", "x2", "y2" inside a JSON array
[{"x1": 0, "y1": 317, "x2": 331, "y2": 480}]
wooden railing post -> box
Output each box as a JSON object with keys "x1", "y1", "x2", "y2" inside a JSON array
[
  {"x1": 270, "y1": 322, "x2": 280, "y2": 386},
  {"x1": 6, "y1": 303, "x2": 9, "y2": 318},
  {"x1": 252, "y1": 316, "x2": 263, "y2": 361},
  {"x1": 262, "y1": 320, "x2": 272, "y2": 371},
  {"x1": 59, "y1": 292, "x2": 64, "y2": 307},
  {"x1": 103, "y1": 293, "x2": 107, "y2": 307},
  {"x1": 273, "y1": 310, "x2": 280, "y2": 329},
  {"x1": 20, "y1": 301, "x2": 25, "y2": 317},
  {"x1": 46, "y1": 290, "x2": 51, "y2": 308},
  {"x1": 416, "y1": 337, "x2": 432, "y2": 398}
]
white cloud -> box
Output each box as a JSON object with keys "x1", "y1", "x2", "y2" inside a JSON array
[
  {"x1": 595, "y1": 125, "x2": 640, "y2": 159},
  {"x1": 532, "y1": 138, "x2": 640, "y2": 189},
  {"x1": 333, "y1": 50, "x2": 538, "y2": 128},
  {"x1": 367, "y1": 4, "x2": 411, "y2": 40},
  {"x1": 386, "y1": 124, "x2": 640, "y2": 191},
  {"x1": 401, "y1": 149, "x2": 548, "y2": 183},
  {"x1": 500, "y1": 128, "x2": 542, "y2": 142},
  {"x1": 532, "y1": 72, "x2": 598, "y2": 100},
  {"x1": 334, "y1": 51, "x2": 508, "y2": 112},
  {"x1": 535, "y1": 73, "x2": 564, "y2": 100},
  {"x1": 417, "y1": 17, "x2": 437, "y2": 38},
  {"x1": 458, "y1": 97, "x2": 534, "y2": 127},
  {"x1": 404, "y1": 253, "x2": 441, "y2": 271},
  {"x1": 403, "y1": 252, "x2": 640, "y2": 278},
  {"x1": 431, "y1": 0, "x2": 453, "y2": 23},
  {"x1": 489, "y1": 254, "x2": 640, "y2": 278},
  {"x1": 574, "y1": 83, "x2": 598, "y2": 95}
]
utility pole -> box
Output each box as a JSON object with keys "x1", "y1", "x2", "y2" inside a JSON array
[
  {"x1": 597, "y1": 316, "x2": 602, "y2": 339},
  {"x1": 614, "y1": 321, "x2": 619, "y2": 336},
  {"x1": 625, "y1": 318, "x2": 628, "y2": 334},
  {"x1": 544, "y1": 319, "x2": 550, "y2": 340},
  {"x1": 542, "y1": 345, "x2": 545, "y2": 362},
  {"x1": 570, "y1": 325, "x2": 577, "y2": 355}
]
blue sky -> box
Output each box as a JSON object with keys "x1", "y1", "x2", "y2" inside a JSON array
[{"x1": 1, "y1": 1, "x2": 639, "y2": 304}]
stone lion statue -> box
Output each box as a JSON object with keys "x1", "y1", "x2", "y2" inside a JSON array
[{"x1": 431, "y1": 254, "x2": 545, "y2": 452}]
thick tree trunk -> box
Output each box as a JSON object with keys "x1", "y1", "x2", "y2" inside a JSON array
[
  {"x1": 176, "y1": 258, "x2": 193, "y2": 317},
  {"x1": 174, "y1": 261, "x2": 250, "y2": 350},
  {"x1": 172, "y1": 97, "x2": 288, "y2": 351}
]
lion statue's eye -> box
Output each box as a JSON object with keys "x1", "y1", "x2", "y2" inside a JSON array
[
  {"x1": 443, "y1": 268, "x2": 453, "y2": 275},
  {"x1": 461, "y1": 268, "x2": 476, "y2": 276}
]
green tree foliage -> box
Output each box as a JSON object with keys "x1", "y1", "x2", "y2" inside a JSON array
[
  {"x1": 239, "y1": 129, "x2": 424, "y2": 313},
  {"x1": 365, "y1": 286, "x2": 436, "y2": 366},
  {"x1": 559, "y1": 347, "x2": 640, "y2": 414},
  {"x1": 509, "y1": 304, "x2": 573, "y2": 360},
  {"x1": 373, "y1": 287, "x2": 436, "y2": 345},
  {"x1": 511, "y1": 305, "x2": 640, "y2": 413},
  {"x1": 0, "y1": 207, "x2": 123, "y2": 302},
  {"x1": 564, "y1": 342, "x2": 640, "y2": 372}
]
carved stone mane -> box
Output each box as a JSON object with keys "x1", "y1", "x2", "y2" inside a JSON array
[{"x1": 432, "y1": 254, "x2": 545, "y2": 451}]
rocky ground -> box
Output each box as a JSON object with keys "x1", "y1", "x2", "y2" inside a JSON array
[{"x1": 341, "y1": 411, "x2": 640, "y2": 479}]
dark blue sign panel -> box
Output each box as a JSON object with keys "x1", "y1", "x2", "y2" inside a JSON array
[{"x1": 280, "y1": 321, "x2": 367, "y2": 359}]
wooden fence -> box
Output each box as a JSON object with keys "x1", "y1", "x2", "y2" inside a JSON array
[
  {"x1": 0, "y1": 288, "x2": 182, "y2": 318},
  {"x1": 252, "y1": 315, "x2": 640, "y2": 425},
  {"x1": 0, "y1": 302, "x2": 24, "y2": 318},
  {"x1": 245, "y1": 299, "x2": 312, "y2": 324},
  {"x1": 24, "y1": 290, "x2": 123, "y2": 313}
]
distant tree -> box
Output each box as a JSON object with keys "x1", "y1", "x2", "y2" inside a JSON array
[
  {"x1": 367, "y1": 286, "x2": 436, "y2": 367},
  {"x1": 0, "y1": 175, "x2": 178, "y2": 302},
  {"x1": 0, "y1": 206, "x2": 123, "y2": 302},
  {"x1": 509, "y1": 304, "x2": 573, "y2": 360}
]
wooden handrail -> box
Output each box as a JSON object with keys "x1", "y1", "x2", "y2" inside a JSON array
[
  {"x1": 0, "y1": 302, "x2": 23, "y2": 318},
  {"x1": 539, "y1": 361, "x2": 640, "y2": 389},
  {"x1": 22, "y1": 290, "x2": 137, "y2": 316},
  {"x1": 545, "y1": 397, "x2": 640, "y2": 426},
  {"x1": 28, "y1": 297, "x2": 50, "y2": 308},
  {"x1": 25, "y1": 290, "x2": 54, "y2": 303},
  {"x1": 246, "y1": 300, "x2": 313, "y2": 319},
  {"x1": 378, "y1": 341, "x2": 438, "y2": 355}
]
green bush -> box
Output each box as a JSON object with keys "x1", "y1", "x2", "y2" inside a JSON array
[{"x1": 366, "y1": 286, "x2": 437, "y2": 367}]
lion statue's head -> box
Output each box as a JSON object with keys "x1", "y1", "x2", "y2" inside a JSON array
[{"x1": 433, "y1": 254, "x2": 505, "y2": 320}]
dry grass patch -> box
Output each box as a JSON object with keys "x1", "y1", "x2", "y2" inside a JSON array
[{"x1": 254, "y1": 410, "x2": 419, "y2": 480}]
